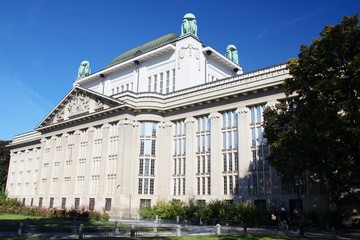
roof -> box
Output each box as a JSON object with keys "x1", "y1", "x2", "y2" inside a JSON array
[{"x1": 107, "y1": 33, "x2": 179, "y2": 67}]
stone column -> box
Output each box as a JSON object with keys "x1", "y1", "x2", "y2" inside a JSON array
[
  {"x1": 82, "y1": 126, "x2": 96, "y2": 196},
  {"x1": 117, "y1": 119, "x2": 138, "y2": 217},
  {"x1": 184, "y1": 117, "x2": 196, "y2": 196},
  {"x1": 69, "y1": 130, "x2": 81, "y2": 195},
  {"x1": 236, "y1": 107, "x2": 250, "y2": 199},
  {"x1": 209, "y1": 112, "x2": 221, "y2": 196},
  {"x1": 98, "y1": 124, "x2": 110, "y2": 195},
  {"x1": 157, "y1": 121, "x2": 173, "y2": 198}
]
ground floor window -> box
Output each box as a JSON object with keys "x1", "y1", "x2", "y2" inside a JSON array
[
  {"x1": 38, "y1": 197, "x2": 43, "y2": 208},
  {"x1": 61, "y1": 198, "x2": 66, "y2": 209},
  {"x1": 49, "y1": 197, "x2": 54, "y2": 208},
  {"x1": 75, "y1": 198, "x2": 80, "y2": 210},
  {"x1": 105, "y1": 198, "x2": 112, "y2": 211},
  {"x1": 89, "y1": 198, "x2": 95, "y2": 211},
  {"x1": 140, "y1": 199, "x2": 151, "y2": 210}
]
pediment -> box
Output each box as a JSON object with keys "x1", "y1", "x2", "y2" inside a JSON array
[{"x1": 36, "y1": 86, "x2": 122, "y2": 129}]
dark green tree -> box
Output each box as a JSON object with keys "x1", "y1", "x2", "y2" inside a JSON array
[
  {"x1": 263, "y1": 15, "x2": 360, "y2": 205},
  {"x1": 0, "y1": 140, "x2": 10, "y2": 190}
]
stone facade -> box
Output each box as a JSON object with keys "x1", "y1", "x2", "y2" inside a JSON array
[{"x1": 6, "y1": 15, "x2": 329, "y2": 217}]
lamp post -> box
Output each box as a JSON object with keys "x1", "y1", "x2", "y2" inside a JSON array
[{"x1": 294, "y1": 176, "x2": 304, "y2": 237}]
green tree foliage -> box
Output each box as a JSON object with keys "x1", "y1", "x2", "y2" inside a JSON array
[
  {"x1": 263, "y1": 15, "x2": 360, "y2": 205},
  {"x1": 0, "y1": 140, "x2": 10, "y2": 189},
  {"x1": 139, "y1": 199, "x2": 266, "y2": 225}
]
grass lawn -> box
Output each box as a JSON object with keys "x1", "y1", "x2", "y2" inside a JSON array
[{"x1": 0, "y1": 213, "x2": 43, "y2": 220}]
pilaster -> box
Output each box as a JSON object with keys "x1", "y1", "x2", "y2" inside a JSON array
[
  {"x1": 236, "y1": 106, "x2": 250, "y2": 198},
  {"x1": 209, "y1": 112, "x2": 221, "y2": 196},
  {"x1": 156, "y1": 121, "x2": 173, "y2": 198},
  {"x1": 184, "y1": 117, "x2": 196, "y2": 197}
]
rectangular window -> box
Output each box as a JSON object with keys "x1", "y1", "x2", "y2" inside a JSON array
[
  {"x1": 234, "y1": 153, "x2": 239, "y2": 171},
  {"x1": 172, "y1": 69, "x2": 175, "y2": 92},
  {"x1": 202, "y1": 156, "x2": 206, "y2": 173},
  {"x1": 49, "y1": 197, "x2": 54, "y2": 208},
  {"x1": 139, "y1": 159, "x2": 144, "y2": 174},
  {"x1": 154, "y1": 75, "x2": 158, "y2": 92},
  {"x1": 140, "y1": 199, "x2": 151, "y2": 210},
  {"x1": 224, "y1": 176, "x2": 228, "y2": 195},
  {"x1": 228, "y1": 153, "x2": 233, "y2": 171},
  {"x1": 89, "y1": 198, "x2": 95, "y2": 211},
  {"x1": 144, "y1": 159, "x2": 150, "y2": 175},
  {"x1": 150, "y1": 159, "x2": 155, "y2": 175},
  {"x1": 166, "y1": 70, "x2": 170, "y2": 93},
  {"x1": 148, "y1": 77, "x2": 152, "y2": 92},
  {"x1": 75, "y1": 198, "x2": 80, "y2": 210},
  {"x1": 251, "y1": 107, "x2": 255, "y2": 124},
  {"x1": 197, "y1": 156, "x2": 200, "y2": 174},
  {"x1": 30, "y1": 198, "x2": 33, "y2": 207},
  {"x1": 207, "y1": 177, "x2": 211, "y2": 195},
  {"x1": 140, "y1": 140, "x2": 144, "y2": 155},
  {"x1": 202, "y1": 177, "x2": 206, "y2": 195},
  {"x1": 105, "y1": 198, "x2": 111, "y2": 211},
  {"x1": 138, "y1": 179, "x2": 143, "y2": 194},
  {"x1": 61, "y1": 198, "x2": 66, "y2": 209},
  {"x1": 229, "y1": 176, "x2": 234, "y2": 194},
  {"x1": 223, "y1": 154, "x2": 227, "y2": 172},
  {"x1": 173, "y1": 179, "x2": 177, "y2": 195},
  {"x1": 151, "y1": 140, "x2": 156, "y2": 155},
  {"x1": 150, "y1": 179, "x2": 154, "y2": 195},
  {"x1": 144, "y1": 179, "x2": 149, "y2": 194},
  {"x1": 39, "y1": 197, "x2": 43, "y2": 208},
  {"x1": 160, "y1": 73, "x2": 163, "y2": 93},
  {"x1": 197, "y1": 177, "x2": 200, "y2": 195}
]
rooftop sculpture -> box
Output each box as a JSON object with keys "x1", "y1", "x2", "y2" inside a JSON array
[{"x1": 181, "y1": 13, "x2": 197, "y2": 37}]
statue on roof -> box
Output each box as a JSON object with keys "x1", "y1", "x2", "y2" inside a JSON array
[
  {"x1": 225, "y1": 45, "x2": 239, "y2": 64},
  {"x1": 181, "y1": 13, "x2": 197, "y2": 37},
  {"x1": 77, "y1": 60, "x2": 91, "y2": 78}
]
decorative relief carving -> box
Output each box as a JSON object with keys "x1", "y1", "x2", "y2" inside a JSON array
[
  {"x1": 67, "y1": 92, "x2": 90, "y2": 117},
  {"x1": 158, "y1": 121, "x2": 173, "y2": 129},
  {"x1": 185, "y1": 117, "x2": 196, "y2": 124},
  {"x1": 237, "y1": 107, "x2": 249, "y2": 121},
  {"x1": 209, "y1": 112, "x2": 221, "y2": 119},
  {"x1": 178, "y1": 44, "x2": 200, "y2": 70}
]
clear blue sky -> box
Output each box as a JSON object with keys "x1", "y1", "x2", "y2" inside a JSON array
[{"x1": 0, "y1": 0, "x2": 359, "y2": 140}]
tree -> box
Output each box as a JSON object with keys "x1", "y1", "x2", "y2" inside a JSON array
[
  {"x1": 263, "y1": 15, "x2": 360, "y2": 206},
  {"x1": 0, "y1": 140, "x2": 10, "y2": 190}
]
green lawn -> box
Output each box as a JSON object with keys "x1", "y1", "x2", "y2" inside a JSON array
[{"x1": 0, "y1": 213, "x2": 43, "y2": 220}]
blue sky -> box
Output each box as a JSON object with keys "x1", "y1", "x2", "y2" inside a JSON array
[{"x1": 0, "y1": 0, "x2": 359, "y2": 140}]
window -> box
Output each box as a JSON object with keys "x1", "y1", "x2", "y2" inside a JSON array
[
  {"x1": 30, "y1": 198, "x2": 33, "y2": 207},
  {"x1": 148, "y1": 77, "x2": 152, "y2": 91},
  {"x1": 154, "y1": 75, "x2": 157, "y2": 92},
  {"x1": 89, "y1": 198, "x2": 95, "y2": 211},
  {"x1": 105, "y1": 198, "x2": 112, "y2": 211},
  {"x1": 160, "y1": 73, "x2": 163, "y2": 93},
  {"x1": 140, "y1": 199, "x2": 151, "y2": 210},
  {"x1": 49, "y1": 197, "x2": 54, "y2": 208},
  {"x1": 166, "y1": 71, "x2": 170, "y2": 93},
  {"x1": 38, "y1": 197, "x2": 43, "y2": 208},
  {"x1": 172, "y1": 69, "x2": 175, "y2": 91},
  {"x1": 61, "y1": 198, "x2": 66, "y2": 209},
  {"x1": 75, "y1": 198, "x2": 80, "y2": 210}
]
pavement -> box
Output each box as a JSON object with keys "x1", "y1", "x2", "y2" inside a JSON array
[{"x1": 0, "y1": 219, "x2": 359, "y2": 239}]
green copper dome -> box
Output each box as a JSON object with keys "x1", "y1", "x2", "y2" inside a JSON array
[{"x1": 108, "y1": 33, "x2": 179, "y2": 67}]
